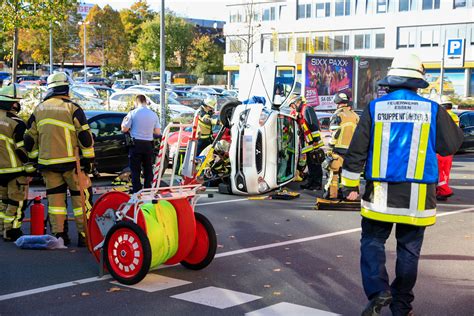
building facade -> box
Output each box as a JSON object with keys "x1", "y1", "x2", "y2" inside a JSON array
[{"x1": 223, "y1": 0, "x2": 474, "y2": 97}]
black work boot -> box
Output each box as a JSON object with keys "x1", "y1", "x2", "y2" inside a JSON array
[
  {"x1": 5, "y1": 228, "x2": 23, "y2": 242},
  {"x1": 55, "y1": 232, "x2": 71, "y2": 246},
  {"x1": 77, "y1": 233, "x2": 86, "y2": 248},
  {"x1": 361, "y1": 291, "x2": 392, "y2": 316}
]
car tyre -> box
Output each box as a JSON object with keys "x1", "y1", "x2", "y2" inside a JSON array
[{"x1": 219, "y1": 100, "x2": 241, "y2": 128}]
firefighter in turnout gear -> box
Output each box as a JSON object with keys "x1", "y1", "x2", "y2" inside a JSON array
[
  {"x1": 323, "y1": 92, "x2": 359, "y2": 199},
  {"x1": 340, "y1": 54, "x2": 463, "y2": 316},
  {"x1": 289, "y1": 95, "x2": 325, "y2": 190},
  {"x1": 24, "y1": 72, "x2": 95, "y2": 247},
  {"x1": 196, "y1": 95, "x2": 218, "y2": 155},
  {"x1": 0, "y1": 84, "x2": 31, "y2": 241},
  {"x1": 436, "y1": 96, "x2": 459, "y2": 201}
]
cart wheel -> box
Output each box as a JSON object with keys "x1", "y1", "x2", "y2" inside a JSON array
[
  {"x1": 181, "y1": 212, "x2": 217, "y2": 270},
  {"x1": 104, "y1": 221, "x2": 151, "y2": 285},
  {"x1": 219, "y1": 100, "x2": 241, "y2": 128},
  {"x1": 88, "y1": 191, "x2": 130, "y2": 263}
]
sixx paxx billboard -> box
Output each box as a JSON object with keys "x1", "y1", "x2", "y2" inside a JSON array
[{"x1": 303, "y1": 55, "x2": 354, "y2": 110}]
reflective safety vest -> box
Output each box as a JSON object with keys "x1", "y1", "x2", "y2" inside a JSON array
[
  {"x1": 329, "y1": 106, "x2": 359, "y2": 153},
  {"x1": 0, "y1": 110, "x2": 26, "y2": 174},
  {"x1": 26, "y1": 96, "x2": 95, "y2": 168},
  {"x1": 365, "y1": 89, "x2": 438, "y2": 183},
  {"x1": 197, "y1": 107, "x2": 214, "y2": 140},
  {"x1": 447, "y1": 109, "x2": 459, "y2": 126},
  {"x1": 297, "y1": 103, "x2": 324, "y2": 154}
]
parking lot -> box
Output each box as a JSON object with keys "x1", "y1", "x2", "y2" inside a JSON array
[{"x1": 1, "y1": 153, "x2": 472, "y2": 316}]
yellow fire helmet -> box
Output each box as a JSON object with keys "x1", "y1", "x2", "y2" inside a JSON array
[
  {"x1": 47, "y1": 72, "x2": 69, "y2": 89},
  {"x1": 203, "y1": 95, "x2": 217, "y2": 109},
  {"x1": 0, "y1": 84, "x2": 23, "y2": 102}
]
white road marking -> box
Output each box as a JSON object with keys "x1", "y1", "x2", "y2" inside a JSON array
[
  {"x1": 196, "y1": 198, "x2": 248, "y2": 206},
  {"x1": 111, "y1": 274, "x2": 190, "y2": 292},
  {"x1": 1, "y1": 207, "x2": 472, "y2": 301},
  {"x1": 245, "y1": 302, "x2": 340, "y2": 316},
  {"x1": 171, "y1": 286, "x2": 261, "y2": 309}
]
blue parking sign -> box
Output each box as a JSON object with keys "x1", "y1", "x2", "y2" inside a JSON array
[{"x1": 447, "y1": 39, "x2": 463, "y2": 56}]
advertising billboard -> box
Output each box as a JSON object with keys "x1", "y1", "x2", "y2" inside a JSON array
[
  {"x1": 356, "y1": 57, "x2": 392, "y2": 108},
  {"x1": 303, "y1": 55, "x2": 354, "y2": 110}
]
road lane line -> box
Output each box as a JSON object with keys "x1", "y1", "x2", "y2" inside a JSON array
[
  {"x1": 1, "y1": 207, "x2": 472, "y2": 302},
  {"x1": 196, "y1": 198, "x2": 248, "y2": 206},
  {"x1": 0, "y1": 276, "x2": 111, "y2": 301}
]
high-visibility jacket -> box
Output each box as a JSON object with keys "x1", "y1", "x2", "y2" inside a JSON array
[
  {"x1": 328, "y1": 106, "x2": 359, "y2": 155},
  {"x1": 0, "y1": 110, "x2": 29, "y2": 176},
  {"x1": 340, "y1": 89, "x2": 464, "y2": 227},
  {"x1": 25, "y1": 96, "x2": 95, "y2": 171},
  {"x1": 296, "y1": 103, "x2": 324, "y2": 154},
  {"x1": 197, "y1": 107, "x2": 216, "y2": 140},
  {"x1": 447, "y1": 109, "x2": 459, "y2": 126}
]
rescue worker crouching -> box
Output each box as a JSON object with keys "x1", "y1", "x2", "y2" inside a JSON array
[
  {"x1": 436, "y1": 96, "x2": 459, "y2": 201},
  {"x1": 340, "y1": 53, "x2": 463, "y2": 316},
  {"x1": 197, "y1": 95, "x2": 218, "y2": 155},
  {"x1": 24, "y1": 72, "x2": 95, "y2": 247},
  {"x1": 289, "y1": 95, "x2": 325, "y2": 190},
  {"x1": 0, "y1": 84, "x2": 32, "y2": 241},
  {"x1": 323, "y1": 92, "x2": 359, "y2": 199}
]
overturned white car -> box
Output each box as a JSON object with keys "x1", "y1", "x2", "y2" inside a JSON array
[{"x1": 221, "y1": 63, "x2": 299, "y2": 195}]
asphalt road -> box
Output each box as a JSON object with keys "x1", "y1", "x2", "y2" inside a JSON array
[{"x1": 0, "y1": 153, "x2": 473, "y2": 316}]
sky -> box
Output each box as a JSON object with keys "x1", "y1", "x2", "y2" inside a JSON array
[{"x1": 86, "y1": 0, "x2": 230, "y2": 21}]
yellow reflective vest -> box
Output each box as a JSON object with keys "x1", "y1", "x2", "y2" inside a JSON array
[
  {"x1": 25, "y1": 96, "x2": 94, "y2": 170},
  {"x1": 329, "y1": 106, "x2": 359, "y2": 154},
  {"x1": 0, "y1": 110, "x2": 28, "y2": 175}
]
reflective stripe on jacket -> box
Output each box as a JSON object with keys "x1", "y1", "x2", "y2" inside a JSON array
[
  {"x1": 328, "y1": 106, "x2": 359, "y2": 154},
  {"x1": 0, "y1": 110, "x2": 27, "y2": 174}
]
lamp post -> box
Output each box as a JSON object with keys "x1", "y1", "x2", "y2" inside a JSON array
[
  {"x1": 49, "y1": 21, "x2": 61, "y2": 75},
  {"x1": 78, "y1": 21, "x2": 90, "y2": 82},
  {"x1": 160, "y1": 0, "x2": 166, "y2": 129}
]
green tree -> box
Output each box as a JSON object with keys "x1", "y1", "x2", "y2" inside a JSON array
[
  {"x1": 186, "y1": 35, "x2": 224, "y2": 77},
  {"x1": 0, "y1": 0, "x2": 75, "y2": 80},
  {"x1": 120, "y1": 1, "x2": 154, "y2": 46},
  {"x1": 135, "y1": 13, "x2": 194, "y2": 71},
  {"x1": 80, "y1": 4, "x2": 130, "y2": 73}
]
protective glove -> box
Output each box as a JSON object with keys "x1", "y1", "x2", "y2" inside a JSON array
[
  {"x1": 81, "y1": 158, "x2": 95, "y2": 174},
  {"x1": 313, "y1": 148, "x2": 326, "y2": 164}
]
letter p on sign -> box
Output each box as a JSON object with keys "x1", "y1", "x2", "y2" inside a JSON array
[{"x1": 447, "y1": 39, "x2": 463, "y2": 56}]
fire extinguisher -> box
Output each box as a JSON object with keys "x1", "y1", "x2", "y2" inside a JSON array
[{"x1": 30, "y1": 196, "x2": 45, "y2": 235}]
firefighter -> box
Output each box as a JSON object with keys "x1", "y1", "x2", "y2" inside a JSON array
[
  {"x1": 0, "y1": 84, "x2": 31, "y2": 241},
  {"x1": 340, "y1": 53, "x2": 463, "y2": 315},
  {"x1": 197, "y1": 95, "x2": 218, "y2": 155},
  {"x1": 289, "y1": 95, "x2": 325, "y2": 190},
  {"x1": 201, "y1": 140, "x2": 231, "y2": 181},
  {"x1": 323, "y1": 92, "x2": 359, "y2": 199},
  {"x1": 24, "y1": 72, "x2": 95, "y2": 247},
  {"x1": 436, "y1": 96, "x2": 459, "y2": 201}
]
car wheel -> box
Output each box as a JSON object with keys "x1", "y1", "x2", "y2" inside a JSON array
[{"x1": 219, "y1": 100, "x2": 241, "y2": 128}]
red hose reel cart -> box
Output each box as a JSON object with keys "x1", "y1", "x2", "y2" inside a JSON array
[{"x1": 87, "y1": 122, "x2": 217, "y2": 285}]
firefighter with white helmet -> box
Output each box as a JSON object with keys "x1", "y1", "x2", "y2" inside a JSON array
[
  {"x1": 340, "y1": 53, "x2": 463, "y2": 315},
  {"x1": 196, "y1": 95, "x2": 218, "y2": 155},
  {"x1": 322, "y1": 91, "x2": 359, "y2": 199},
  {"x1": 0, "y1": 84, "x2": 32, "y2": 241},
  {"x1": 24, "y1": 72, "x2": 95, "y2": 247}
]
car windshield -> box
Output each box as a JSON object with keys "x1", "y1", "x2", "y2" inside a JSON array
[
  {"x1": 277, "y1": 115, "x2": 296, "y2": 183},
  {"x1": 147, "y1": 93, "x2": 181, "y2": 105}
]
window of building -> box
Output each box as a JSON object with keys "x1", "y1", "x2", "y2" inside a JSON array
[
  {"x1": 279, "y1": 37, "x2": 289, "y2": 51},
  {"x1": 419, "y1": 27, "x2": 440, "y2": 47},
  {"x1": 314, "y1": 36, "x2": 325, "y2": 51},
  {"x1": 354, "y1": 33, "x2": 371, "y2": 49},
  {"x1": 398, "y1": 27, "x2": 416, "y2": 48},
  {"x1": 333, "y1": 35, "x2": 350, "y2": 51},
  {"x1": 229, "y1": 39, "x2": 242, "y2": 53},
  {"x1": 279, "y1": 5, "x2": 287, "y2": 19},
  {"x1": 375, "y1": 33, "x2": 385, "y2": 48},
  {"x1": 297, "y1": 37, "x2": 311, "y2": 52},
  {"x1": 453, "y1": 0, "x2": 467, "y2": 8},
  {"x1": 377, "y1": 0, "x2": 388, "y2": 12},
  {"x1": 471, "y1": 24, "x2": 474, "y2": 45},
  {"x1": 335, "y1": 0, "x2": 351, "y2": 16},
  {"x1": 364, "y1": 34, "x2": 371, "y2": 48},
  {"x1": 262, "y1": 7, "x2": 276, "y2": 21},
  {"x1": 316, "y1": 2, "x2": 331, "y2": 17},
  {"x1": 422, "y1": 0, "x2": 440, "y2": 10},
  {"x1": 399, "y1": 0, "x2": 412, "y2": 11},
  {"x1": 297, "y1": 3, "x2": 312, "y2": 19}
]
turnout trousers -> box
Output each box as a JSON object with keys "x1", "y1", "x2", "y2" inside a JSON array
[
  {"x1": 436, "y1": 154, "x2": 454, "y2": 197},
  {"x1": 361, "y1": 217, "x2": 426, "y2": 316},
  {"x1": 42, "y1": 169, "x2": 92, "y2": 235},
  {"x1": 324, "y1": 153, "x2": 343, "y2": 199},
  {"x1": 0, "y1": 176, "x2": 28, "y2": 237}
]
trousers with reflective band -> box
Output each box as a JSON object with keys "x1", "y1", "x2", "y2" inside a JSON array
[{"x1": 365, "y1": 90, "x2": 438, "y2": 184}]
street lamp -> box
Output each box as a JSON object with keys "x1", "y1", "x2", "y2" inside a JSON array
[
  {"x1": 49, "y1": 21, "x2": 61, "y2": 75},
  {"x1": 78, "y1": 21, "x2": 90, "y2": 82}
]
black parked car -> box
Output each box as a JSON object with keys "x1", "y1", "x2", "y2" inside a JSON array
[
  {"x1": 457, "y1": 110, "x2": 474, "y2": 151},
  {"x1": 86, "y1": 111, "x2": 128, "y2": 173}
]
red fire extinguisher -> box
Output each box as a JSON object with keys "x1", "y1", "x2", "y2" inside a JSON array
[{"x1": 30, "y1": 196, "x2": 45, "y2": 235}]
